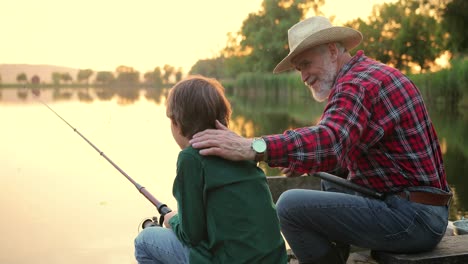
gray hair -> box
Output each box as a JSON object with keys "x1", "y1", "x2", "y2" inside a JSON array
[{"x1": 335, "y1": 42, "x2": 346, "y2": 53}]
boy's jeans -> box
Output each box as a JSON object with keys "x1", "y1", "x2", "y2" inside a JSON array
[
  {"x1": 134, "y1": 226, "x2": 189, "y2": 264},
  {"x1": 276, "y1": 180, "x2": 449, "y2": 263}
]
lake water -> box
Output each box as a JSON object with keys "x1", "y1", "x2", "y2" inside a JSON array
[{"x1": 1, "y1": 86, "x2": 466, "y2": 264}]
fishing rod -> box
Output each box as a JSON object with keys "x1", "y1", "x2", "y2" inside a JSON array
[
  {"x1": 311, "y1": 172, "x2": 384, "y2": 199},
  {"x1": 30, "y1": 88, "x2": 171, "y2": 227}
]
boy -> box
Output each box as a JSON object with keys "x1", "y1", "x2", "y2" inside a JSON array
[{"x1": 134, "y1": 75, "x2": 287, "y2": 263}]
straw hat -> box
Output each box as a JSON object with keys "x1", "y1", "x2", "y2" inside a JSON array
[{"x1": 273, "y1": 16, "x2": 363, "y2": 73}]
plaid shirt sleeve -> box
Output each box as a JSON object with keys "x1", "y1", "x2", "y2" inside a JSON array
[{"x1": 263, "y1": 51, "x2": 447, "y2": 193}]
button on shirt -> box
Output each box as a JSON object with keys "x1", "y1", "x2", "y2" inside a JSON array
[{"x1": 264, "y1": 51, "x2": 448, "y2": 193}]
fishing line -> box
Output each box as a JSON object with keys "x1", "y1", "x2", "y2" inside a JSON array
[{"x1": 30, "y1": 88, "x2": 171, "y2": 226}]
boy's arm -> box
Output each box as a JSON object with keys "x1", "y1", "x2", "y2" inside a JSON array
[
  {"x1": 169, "y1": 152, "x2": 207, "y2": 246},
  {"x1": 163, "y1": 211, "x2": 177, "y2": 228}
]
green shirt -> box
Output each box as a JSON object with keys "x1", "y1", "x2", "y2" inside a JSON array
[{"x1": 169, "y1": 146, "x2": 287, "y2": 264}]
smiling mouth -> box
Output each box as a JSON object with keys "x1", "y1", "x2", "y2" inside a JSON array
[{"x1": 306, "y1": 77, "x2": 318, "y2": 87}]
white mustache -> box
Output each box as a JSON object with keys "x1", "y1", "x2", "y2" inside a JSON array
[{"x1": 305, "y1": 76, "x2": 318, "y2": 87}]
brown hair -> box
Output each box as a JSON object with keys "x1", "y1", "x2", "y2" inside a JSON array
[{"x1": 166, "y1": 75, "x2": 232, "y2": 139}]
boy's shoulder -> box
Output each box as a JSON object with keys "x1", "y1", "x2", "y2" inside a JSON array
[
  {"x1": 177, "y1": 146, "x2": 206, "y2": 165},
  {"x1": 179, "y1": 145, "x2": 200, "y2": 157}
]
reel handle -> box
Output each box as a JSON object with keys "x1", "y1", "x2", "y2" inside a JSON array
[
  {"x1": 141, "y1": 205, "x2": 173, "y2": 229},
  {"x1": 141, "y1": 216, "x2": 159, "y2": 229}
]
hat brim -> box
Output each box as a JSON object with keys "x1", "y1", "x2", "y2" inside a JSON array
[{"x1": 273, "y1": 27, "x2": 362, "y2": 73}]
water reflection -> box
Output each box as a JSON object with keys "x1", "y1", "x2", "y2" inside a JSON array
[
  {"x1": 427, "y1": 106, "x2": 468, "y2": 220},
  {"x1": 1, "y1": 87, "x2": 178, "y2": 264},
  {"x1": 0, "y1": 86, "x2": 466, "y2": 263}
]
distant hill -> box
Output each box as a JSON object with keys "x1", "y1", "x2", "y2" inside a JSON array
[{"x1": 0, "y1": 64, "x2": 80, "y2": 84}]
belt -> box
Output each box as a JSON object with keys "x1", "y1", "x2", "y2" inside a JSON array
[{"x1": 396, "y1": 191, "x2": 452, "y2": 206}]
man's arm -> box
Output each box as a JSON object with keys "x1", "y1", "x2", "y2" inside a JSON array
[{"x1": 190, "y1": 120, "x2": 302, "y2": 177}]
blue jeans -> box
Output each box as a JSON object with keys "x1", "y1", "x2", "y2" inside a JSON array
[
  {"x1": 134, "y1": 226, "x2": 189, "y2": 264},
  {"x1": 276, "y1": 180, "x2": 449, "y2": 263}
]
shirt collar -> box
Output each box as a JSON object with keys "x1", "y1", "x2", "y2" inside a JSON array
[
  {"x1": 327, "y1": 50, "x2": 365, "y2": 101},
  {"x1": 336, "y1": 50, "x2": 365, "y2": 80}
]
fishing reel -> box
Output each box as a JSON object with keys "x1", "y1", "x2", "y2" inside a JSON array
[
  {"x1": 141, "y1": 216, "x2": 160, "y2": 229},
  {"x1": 140, "y1": 204, "x2": 172, "y2": 230}
]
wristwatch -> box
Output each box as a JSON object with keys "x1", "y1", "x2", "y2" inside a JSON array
[{"x1": 251, "y1": 137, "x2": 267, "y2": 162}]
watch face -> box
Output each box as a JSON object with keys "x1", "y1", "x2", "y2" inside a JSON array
[{"x1": 252, "y1": 138, "x2": 267, "y2": 153}]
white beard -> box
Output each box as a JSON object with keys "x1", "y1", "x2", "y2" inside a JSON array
[{"x1": 306, "y1": 56, "x2": 337, "y2": 102}]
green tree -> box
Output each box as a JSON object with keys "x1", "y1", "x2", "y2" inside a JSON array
[
  {"x1": 189, "y1": 57, "x2": 225, "y2": 78},
  {"x1": 95, "y1": 71, "x2": 115, "y2": 85},
  {"x1": 52, "y1": 72, "x2": 61, "y2": 85},
  {"x1": 346, "y1": 0, "x2": 447, "y2": 72},
  {"x1": 77, "y1": 69, "x2": 94, "y2": 84},
  {"x1": 442, "y1": 0, "x2": 467, "y2": 54},
  {"x1": 16, "y1": 72, "x2": 28, "y2": 83},
  {"x1": 143, "y1": 67, "x2": 164, "y2": 87},
  {"x1": 190, "y1": 0, "x2": 322, "y2": 76},
  {"x1": 143, "y1": 67, "x2": 166, "y2": 87},
  {"x1": 394, "y1": 14, "x2": 445, "y2": 71},
  {"x1": 223, "y1": 55, "x2": 250, "y2": 78},
  {"x1": 153, "y1": 67, "x2": 163, "y2": 87},
  {"x1": 143, "y1": 71, "x2": 155, "y2": 85},
  {"x1": 61, "y1": 72, "x2": 73, "y2": 84},
  {"x1": 236, "y1": 0, "x2": 321, "y2": 73},
  {"x1": 163, "y1": 64, "x2": 175, "y2": 84},
  {"x1": 116, "y1": 65, "x2": 139, "y2": 85},
  {"x1": 175, "y1": 67, "x2": 183, "y2": 82}
]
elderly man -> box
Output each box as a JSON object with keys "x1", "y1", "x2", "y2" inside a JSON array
[{"x1": 189, "y1": 16, "x2": 451, "y2": 264}]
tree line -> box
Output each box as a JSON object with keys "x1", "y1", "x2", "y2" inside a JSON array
[
  {"x1": 7, "y1": 64, "x2": 184, "y2": 86},
  {"x1": 189, "y1": 0, "x2": 466, "y2": 78}
]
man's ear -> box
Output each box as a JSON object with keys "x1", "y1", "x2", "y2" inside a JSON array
[{"x1": 328, "y1": 43, "x2": 339, "y2": 62}]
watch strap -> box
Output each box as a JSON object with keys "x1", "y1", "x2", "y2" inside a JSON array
[{"x1": 255, "y1": 151, "x2": 265, "y2": 162}]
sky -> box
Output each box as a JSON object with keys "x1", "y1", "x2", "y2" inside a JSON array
[{"x1": 1, "y1": 0, "x2": 396, "y2": 74}]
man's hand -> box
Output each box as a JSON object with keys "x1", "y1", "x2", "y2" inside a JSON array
[
  {"x1": 163, "y1": 210, "x2": 177, "y2": 228},
  {"x1": 190, "y1": 120, "x2": 255, "y2": 161}
]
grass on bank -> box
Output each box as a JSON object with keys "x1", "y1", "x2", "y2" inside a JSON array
[{"x1": 227, "y1": 56, "x2": 467, "y2": 108}]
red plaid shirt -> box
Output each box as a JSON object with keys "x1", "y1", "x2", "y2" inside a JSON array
[{"x1": 264, "y1": 51, "x2": 448, "y2": 193}]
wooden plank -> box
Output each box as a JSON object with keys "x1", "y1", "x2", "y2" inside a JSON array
[{"x1": 372, "y1": 235, "x2": 468, "y2": 264}]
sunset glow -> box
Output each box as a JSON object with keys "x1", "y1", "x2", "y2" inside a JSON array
[{"x1": 1, "y1": 0, "x2": 396, "y2": 74}]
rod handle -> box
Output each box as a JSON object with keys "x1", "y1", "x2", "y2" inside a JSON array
[
  {"x1": 157, "y1": 204, "x2": 172, "y2": 226},
  {"x1": 312, "y1": 172, "x2": 384, "y2": 199}
]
